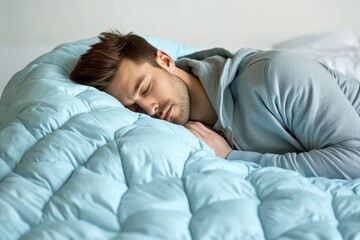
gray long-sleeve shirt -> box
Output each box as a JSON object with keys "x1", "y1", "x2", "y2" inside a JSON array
[{"x1": 176, "y1": 48, "x2": 360, "y2": 179}]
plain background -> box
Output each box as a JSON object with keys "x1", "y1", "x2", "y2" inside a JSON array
[{"x1": 1, "y1": 0, "x2": 360, "y2": 95}]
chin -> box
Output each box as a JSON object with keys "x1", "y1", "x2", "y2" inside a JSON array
[
  {"x1": 174, "y1": 117, "x2": 189, "y2": 126},
  {"x1": 172, "y1": 109, "x2": 190, "y2": 125}
]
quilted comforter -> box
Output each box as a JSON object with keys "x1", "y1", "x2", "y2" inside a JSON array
[{"x1": 1, "y1": 36, "x2": 360, "y2": 240}]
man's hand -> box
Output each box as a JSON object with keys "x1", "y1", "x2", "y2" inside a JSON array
[{"x1": 185, "y1": 121, "x2": 232, "y2": 158}]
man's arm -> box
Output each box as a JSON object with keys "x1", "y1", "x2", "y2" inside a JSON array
[
  {"x1": 241, "y1": 52, "x2": 360, "y2": 179},
  {"x1": 188, "y1": 52, "x2": 360, "y2": 179}
]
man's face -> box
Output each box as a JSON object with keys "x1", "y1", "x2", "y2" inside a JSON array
[{"x1": 106, "y1": 58, "x2": 191, "y2": 125}]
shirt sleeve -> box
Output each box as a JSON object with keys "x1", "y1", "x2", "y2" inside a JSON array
[{"x1": 227, "y1": 51, "x2": 360, "y2": 179}]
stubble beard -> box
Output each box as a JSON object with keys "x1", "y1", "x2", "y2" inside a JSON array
[{"x1": 170, "y1": 74, "x2": 191, "y2": 126}]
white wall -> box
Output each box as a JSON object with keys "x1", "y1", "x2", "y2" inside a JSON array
[{"x1": 1, "y1": 0, "x2": 360, "y2": 95}]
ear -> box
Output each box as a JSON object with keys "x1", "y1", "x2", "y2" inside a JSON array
[{"x1": 156, "y1": 50, "x2": 175, "y2": 73}]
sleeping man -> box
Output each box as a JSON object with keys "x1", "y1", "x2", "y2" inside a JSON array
[{"x1": 70, "y1": 31, "x2": 360, "y2": 179}]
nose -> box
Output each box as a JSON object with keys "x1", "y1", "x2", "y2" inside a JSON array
[{"x1": 137, "y1": 98, "x2": 158, "y2": 117}]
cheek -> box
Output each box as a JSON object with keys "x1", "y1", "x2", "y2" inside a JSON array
[{"x1": 156, "y1": 79, "x2": 172, "y2": 96}]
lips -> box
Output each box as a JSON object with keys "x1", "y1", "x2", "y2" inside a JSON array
[{"x1": 162, "y1": 105, "x2": 172, "y2": 122}]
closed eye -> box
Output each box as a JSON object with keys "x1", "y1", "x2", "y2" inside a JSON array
[{"x1": 142, "y1": 84, "x2": 151, "y2": 96}]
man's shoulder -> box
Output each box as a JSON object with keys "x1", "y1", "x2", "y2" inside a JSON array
[
  {"x1": 237, "y1": 49, "x2": 290, "y2": 64},
  {"x1": 239, "y1": 49, "x2": 317, "y2": 77}
]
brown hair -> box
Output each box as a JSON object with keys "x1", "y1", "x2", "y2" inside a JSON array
[{"x1": 70, "y1": 31, "x2": 160, "y2": 90}]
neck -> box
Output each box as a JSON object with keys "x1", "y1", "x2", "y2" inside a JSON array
[{"x1": 173, "y1": 67, "x2": 218, "y2": 126}]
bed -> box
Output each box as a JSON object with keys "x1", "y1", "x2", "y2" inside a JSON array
[{"x1": 1, "y1": 32, "x2": 360, "y2": 239}]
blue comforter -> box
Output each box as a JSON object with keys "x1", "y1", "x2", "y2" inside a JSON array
[{"x1": 0, "y1": 36, "x2": 360, "y2": 240}]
